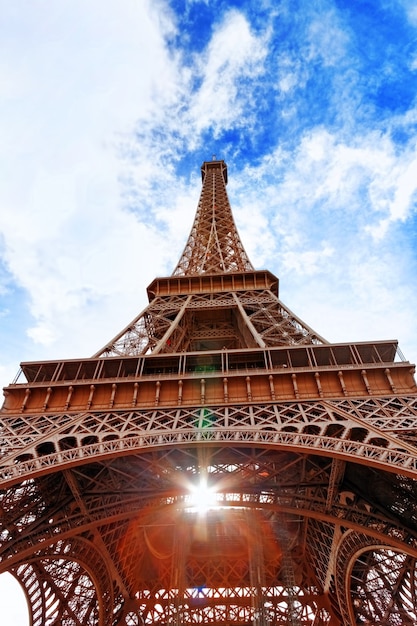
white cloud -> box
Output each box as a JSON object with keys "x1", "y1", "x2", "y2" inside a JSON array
[
  {"x1": 306, "y1": 9, "x2": 350, "y2": 67},
  {"x1": 269, "y1": 127, "x2": 417, "y2": 239},
  {"x1": 399, "y1": 0, "x2": 417, "y2": 26},
  {"x1": 280, "y1": 244, "x2": 334, "y2": 275},
  {"x1": 189, "y1": 10, "x2": 269, "y2": 136},
  {"x1": 0, "y1": 0, "x2": 181, "y2": 359},
  {"x1": 390, "y1": 153, "x2": 417, "y2": 218}
]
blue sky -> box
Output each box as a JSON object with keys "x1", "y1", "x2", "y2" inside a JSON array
[{"x1": 1, "y1": 0, "x2": 417, "y2": 621}]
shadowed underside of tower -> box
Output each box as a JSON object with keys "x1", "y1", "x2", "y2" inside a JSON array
[{"x1": 1, "y1": 159, "x2": 417, "y2": 626}]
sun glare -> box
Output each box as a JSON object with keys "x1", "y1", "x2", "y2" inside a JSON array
[{"x1": 187, "y1": 479, "x2": 219, "y2": 513}]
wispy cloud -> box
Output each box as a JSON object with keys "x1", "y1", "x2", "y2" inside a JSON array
[{"x1": 188, "y1": 10, "x2": 269, "y2": 136}]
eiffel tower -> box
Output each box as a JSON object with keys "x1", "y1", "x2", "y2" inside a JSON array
[{"x1": 1, "y1": 158, "x2": 417, "y2": 626}]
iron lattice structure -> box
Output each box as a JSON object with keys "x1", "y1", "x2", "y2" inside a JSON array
[{"x1": 1, "y1": 159, "x2": 417, "y2": 626}]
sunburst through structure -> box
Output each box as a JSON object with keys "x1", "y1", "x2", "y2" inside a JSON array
[{"x1": 1, "y1": 159, "x2": 417, "y2": 625}]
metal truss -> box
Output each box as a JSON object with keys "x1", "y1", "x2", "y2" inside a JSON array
[
  {"x1": 13, "y1": 550, "x2": 102, "y2": 626},
  {"x1": 94, "y1": 289, "x2": 326, "y2": 358},
  {"x1": 173, "y1": 160, "x2": 253, "y2": 276},
  {"x1": 3, "y1": 397, "x2": 417, "y2": 484},
  {"x1": 1, "y1": 159, "x2": 417, "y2": 625},
  {"x1": 2, "y1": 439, "x2": 417, "y2": 624},
  {"x1": 335, "y1": 531, "x2": 417, "y2": 624},
  {"x1": 95, "y1": 158, "x2": 325, "y2": 357}
]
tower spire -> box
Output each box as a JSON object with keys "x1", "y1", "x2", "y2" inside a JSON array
[
  {"x1": 173, "y1": 159, "x2": 254, "y2": 276},
  {"x1": 92, "y1": 159, "x2": 325, "y2": 357}
]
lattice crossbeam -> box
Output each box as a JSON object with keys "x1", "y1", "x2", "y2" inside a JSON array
[
  {"x1": 173, "y1": 161, "x2": 253, "y2": 276},
  {"x1": 2, "y1": 398, "x2": 417, "y2": 487},
  {"x1": 95, "y1": 289, "x2": 326, "y2": 357}
]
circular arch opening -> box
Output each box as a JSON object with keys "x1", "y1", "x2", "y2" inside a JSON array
[
  {"x1": 349, "y1": 548, "x2": 417, "y2": 624},
  {"x1": 0, "y1": 573, "x2": 29, "y2": 625}
]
